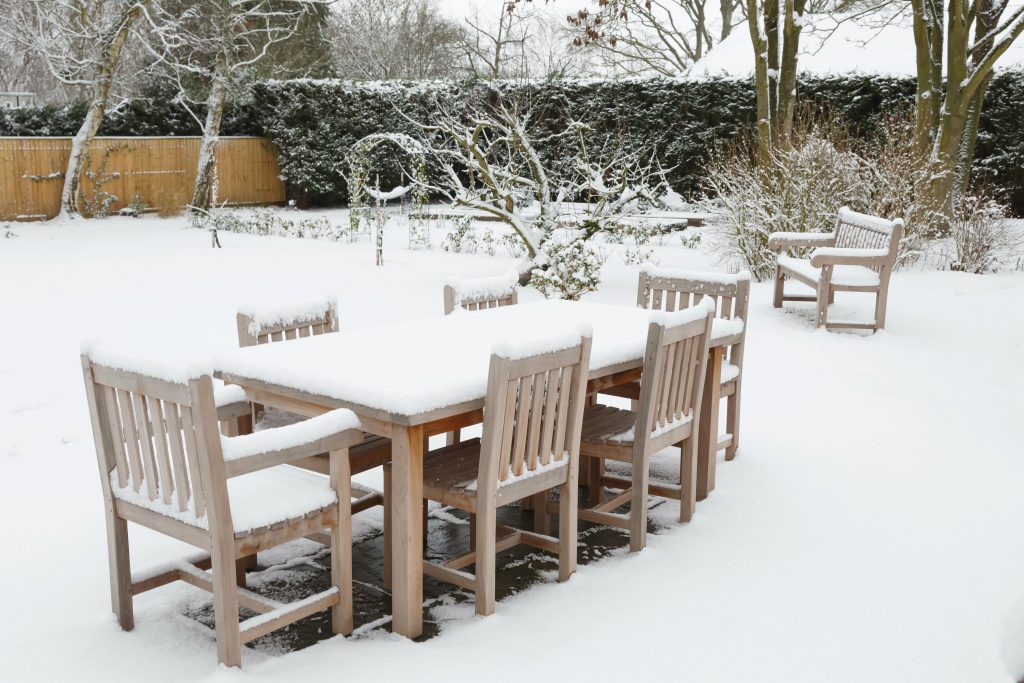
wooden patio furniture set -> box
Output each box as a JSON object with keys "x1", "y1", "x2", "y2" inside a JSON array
[{"x1": 80, "y1": 207, "x2": 898, "y2": 668}]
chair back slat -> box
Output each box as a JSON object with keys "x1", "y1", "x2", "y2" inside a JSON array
[
  {"x1": 147, "y1": 396, "x2": 175, "y2": 505},
  {"x1": 178, "y1": 404, "x2": 207, "y2": 518},
  {"x1": 237, "y1": 300, "x2": 339, "y2": 347},
  {"x1": 163, "y1": 401, "x2": 192, "y2": 512},
  {"x1": 636, "y1": 311, "x2": 713, "y2": 442},
  {"x1": 477, "y1": 336, "x2": 591, "y2": 493},
  {"x1": 131, "y1": 392, "x2": 160, "y2": 500},
  {"x1": 833, "y1": 207, "x2": 903, "y2": 273},
  {"x1": 101, "y1": 386, "x2": 130, "y2": 488},
  {"x1": 443, "y1": 271, "x2": 519, "y2": 315}
]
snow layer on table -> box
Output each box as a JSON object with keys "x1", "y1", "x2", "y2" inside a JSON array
[
  {"x1": 641, "y1": 262, "x2": 751, "y2": 285},
  {"x1": 221, "y1": 408, "x2": 360, "y2": 462},
  {"x1": 237, "y1": 295, "x2": 336, "y2": 336},
  {"x1": 111, "y1": 465, "x2": 337, "y2": 533},
  {"x1": 447, "y1": 269, "x2": 518, "y2": 305},
  {"x1": 82, "y1": 340, "x2": 210, "y2": 384},
  {"x1": 648, "y1": 298, "x2": 716, "y2": 328},
  {"x1": 492, "y1": 321, "x2": 591, "y2": 360},
  {"x1": 778, "y1": 255, "x2": 881, "y2": 287}
]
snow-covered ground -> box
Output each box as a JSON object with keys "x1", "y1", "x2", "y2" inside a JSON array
[{"x1": 1, "y1": 213, "x2": 1023, "y2": 682}]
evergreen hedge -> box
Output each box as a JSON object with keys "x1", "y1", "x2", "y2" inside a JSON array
[{"x1": 4, "y1": 73, "x2": 1023, "y2": 213}]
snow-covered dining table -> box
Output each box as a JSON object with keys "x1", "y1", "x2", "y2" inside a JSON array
[{"x1": 213, "y1": 299, "x2": 743, "y2": 638}]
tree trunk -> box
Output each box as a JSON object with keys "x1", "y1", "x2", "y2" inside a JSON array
[
  {"x1": 747, "y1": 0, "x2": 772, "y2": 164},
  {"x1": 191, "y1": 68, "x2": 228, "y2": 212},
  {"x1": 910, "y1": 0, "x2": 944, "y2": 160},
  {"x1": 954, "y1": 72, "x2": 992, "y2": 197},
  {"x1": 59, "y1": 2, "x2": 145, "y2": 218},
  {"x1": 777, "y1": 0, "x2": 805, "y2": 143}
]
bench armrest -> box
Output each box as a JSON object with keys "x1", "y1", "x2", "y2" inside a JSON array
[
  {"x1": 809, "y1": 247, "x2": 889, "y2": 268},
  {"x1": 768, "y1": 232, "x2": 836, "y2": 250},
  {"x1": 222, "y1": 408, "x2": 363, "y2": 477}
]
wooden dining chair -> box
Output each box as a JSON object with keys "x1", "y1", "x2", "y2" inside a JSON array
[
  {"x1": 233, "y1": 298, "x2": 391, "y2": 516},
  {"x1": 82, "y1": 348, "x2": 364, "y2": 668},
  {"x1": 633, "y1": 266, "x2": 751, "y2": 461},
  {"x1": 579, "y1": 300, "x2": 714, "y2": 551},
  {"x1": 442, "y1": 270, "x2": 519, "y2": 446},
  {"x1": 384, "y1": 329, "x2": 592, "y2": 615}
]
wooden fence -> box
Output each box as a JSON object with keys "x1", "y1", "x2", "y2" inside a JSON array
[{"x1": 0, "y1": 136, "x2": 286, "y2": 221}]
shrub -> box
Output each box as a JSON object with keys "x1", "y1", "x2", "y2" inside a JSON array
[
  {"x1": 946, "y1": 192, "x2": 1022, "y2": 274},
  {"x1": 530, "y1": 236, "x2": 605, "y2": 300}
]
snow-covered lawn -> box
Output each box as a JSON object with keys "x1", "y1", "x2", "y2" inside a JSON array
[{"x1": 1, "y1": 215, "x2": 1023, "y2": 682}]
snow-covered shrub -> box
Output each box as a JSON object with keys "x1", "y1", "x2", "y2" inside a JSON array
[
  {"x1": 190, "y1": 208, "x2": 350, "y2": 242},
  {"x1": 530, "y1": 236, "x2": 605, "y2": 301},
  {"x1": 442, "y1": 217, "x2": 480, "y2": 254},
  {"x1": 946, "y1": 192, "x2": 1022, "y2": 274},
  {"x1": 702, "y1": 115, "x2": 870, "y2": 280}
]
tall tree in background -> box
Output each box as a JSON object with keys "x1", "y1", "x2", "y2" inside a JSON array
[
  {"x1": 1, "y1": 0, "x2": 150, "y2": 218},
  {"x1": 912, "y1": 0, "x2": 1024, "y2": 228},
  {"x1": 145, "y1": 0, "x2": 329, "y2": 212}
]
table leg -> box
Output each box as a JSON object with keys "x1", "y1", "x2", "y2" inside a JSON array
[
  {"x1": 390, "y1": 424, "x2": 424, "y2": 638},
  {"x1": 697, "y1": 346, "x2": 723, "y2": 501}
]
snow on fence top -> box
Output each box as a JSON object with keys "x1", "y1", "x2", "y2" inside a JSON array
[
  {"x1": 446, "y1": 270, "x2": 519, "y2": 306},
  {"x1": 492, "y1": 321, "x2": 592, "y2": 361},
  {"x1": 237, "y1": 296, "x2": 336, "y2": 336},
  {"x1": 640, "y1": 263, "x2": 752, "y2": 285},
  {"x1": 82, "y1": 340, "x2": 211, "y2": 384},
  {"x1": 648, "y1": 298, "x2": 717, "y2": 329},
  {"x1": 220, "y1": 408, "x2": 360, "y2": 462}
]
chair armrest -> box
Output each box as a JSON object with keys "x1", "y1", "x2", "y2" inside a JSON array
[
  {"x1": 768, "y1": 232, "x2": 836, "y2": 250},
  {"x1": 214, "y1": 382, "x2": 251, "y2": 421},
  {"x1": 222, "y1": 409, "x2": 363, "y2": 477},
  {"x1": 809, "y1": 247, "x2": 889, "y2": 268}
]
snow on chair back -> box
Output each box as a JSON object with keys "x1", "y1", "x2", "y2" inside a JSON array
[
  {"x1": 81, "y1": 350, "x2": 220, "y2": 523},
  {"x1": 443, "y1": 270, "x2": 519, "y2": 314},
  {"x1": 637, "y1": 264, "x2": 751, "y2": 321},
  {"x1": 638, "y1": 303, "x2": 715, "y2": 448},
  {"x1": 833, "y1": 207, "x2": 904, "y2": 271},
  {"x1": 476, "y1": 329, "x2": 591, "y2": 494},
  {"x1": 236, "y1": 298, "x2": 338, "y2": 347}
]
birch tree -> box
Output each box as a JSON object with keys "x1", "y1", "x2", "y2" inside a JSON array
[
  {"x1": 911, "y1": 0, "x2": 1024, "y2": 227},
  {"x1": 1, "y1": 0, "x2": 150, "y2": 217},
  {"x1": 144, "y1": 0, "x2": 327, "y2": 212}
]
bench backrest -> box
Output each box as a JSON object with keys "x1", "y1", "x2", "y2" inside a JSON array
[
  {"x1": 636, "y1": 304, "x2": 714, "y2": 445},
  {"x1": 637, "y1": 266, "x2": 750, "y2": 368},
  {"x1": 833, "y1": 207, "x2": 904, "y2": 272},
  {"x1": 81, "y1": 353, "x2": 229, "y2": 532},
  {"x1": 443, "y1": 271, "x2": 519, "y2": 314},
  {"x1": 476, "y1": 334, "x2": 591, "y2": 495},
  {"x1": 237, "y1": 299, "x2": 339, "y2": 347}
]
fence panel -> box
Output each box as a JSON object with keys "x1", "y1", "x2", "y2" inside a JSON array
[{"x1": 0, "y1": 136, "x2": 286, "y2": 221}]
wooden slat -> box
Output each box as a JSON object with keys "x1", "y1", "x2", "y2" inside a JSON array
[
  {"x1": 102, "y1": 387, "x2": 129, "y2": 487},
  {"x1": 116, "y1": 389, "x2": 144, "y2": 492},
  {"x1": 510, "y1": 375, "x2": 532, "y2": 478},
  {"x1": 164, "y1": 401, "x2": 191, "y2": 512},
  {"x1": 553, "y1": 365, "x2": 573, "y2": 454},
  {"x1": 148, "y1": 397, "x2": 175, "y2": 504},
  {"x1": 179, "y1": 405, "x2": 206, "y2": 518},
  {"x1": 539, "y1": 367, "x2": 558, "y2": 466},
  {"x1": 524, "y1": 371, "x2": 545, "y2": 471},
  {"x1": 131, "y1": 392, "x2": 160, "y2": 500}
]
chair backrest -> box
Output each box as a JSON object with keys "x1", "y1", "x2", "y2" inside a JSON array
[
  {"x1": 237, "y1": 298, "x2": 338, "y2": 347},
  {"x1": 635, "y1": 302, "x2": 715, "y2": 446},
  {"x1": 833, "y1": 207, "x2": 904, "y2": 272},
  {"x1": 81, "y1": 350, "x2": 229, "y2": 532},
  {"x1": 475, "y1": 330, "x2": 592, "y2": 496},
  {"x1": 443, "y1": 271, "x2": 519, "y2": 314},
  {"x1": 637, "y1": 265, "x2": 750, "y2": 367}
]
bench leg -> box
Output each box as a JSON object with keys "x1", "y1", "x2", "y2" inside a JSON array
[
  {"x1": 773, "y1": 265, "x2": 785, "y2": 308},
  {"x1": 382, "y1": 468, "x2": 391, "y2": 591},
  {"x1": 557, "y1": 458, "x2": 578, "y2": 582},
  {"x1": 629, "y1": 452, "x2": 649, "y2": 552},
  {"x1": 680, "y1": 436, "x2": 697, "y2": 523},
  {"x1": 107, "y1": 511, "x2": 134, "y2": 631},
  {"x1": 725, "y1": 381, "x2": 741, "y2": 461},
  {"x1": 212, "y1": 548, "x2": 241, "y2": 668},
  {"x1": 533, "y1": 491, "x2": 550, "y2": 536},
  {"x1": 815, "y1": 272, "x2": 831, "y2": 328},
  {"x1": 474, "y1": 505, "x2": 497, "y2": 616},
  {"x1": 874, "y1": 289, "x2": 888, "y2": 330}
]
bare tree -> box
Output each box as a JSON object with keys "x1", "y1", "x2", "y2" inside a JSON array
[
  {"x1": 460, "y1": 3, "x2": 537, "y2": 78},
  {"x1": 144, "y1": 0, "x2": 328, "y2": 212},
  {"x1": 1, "y1": 0, "x2": 151, "y2": 218},
  {"x1": 567, "y1": 0, "x2": 746, "y2": 76},
  {"x1": 328, "y1": 0, "x2": 463, "y2": 80},
  {"x1": 911, "y1": 0, "x2": 1024, "y2": 227}
]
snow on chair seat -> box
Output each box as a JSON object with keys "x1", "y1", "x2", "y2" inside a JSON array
[
  {"x1": 776, "y1": 255, "x2": 882, "y2": 287},
  {"x1": 770, "y1": 207, "x2": 904, "y2": 331},
  {"x1": 81, "y1": 346, "x2": 364, "y2": 668}
]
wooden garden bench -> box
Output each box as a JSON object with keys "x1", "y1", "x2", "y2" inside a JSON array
[
  {"x1": 442, "y1": 270, "x2": 520, "y2": 314},
  {"x1": 769, "y1": 207, "x2": 904, "y2": 331},
  {"x1": 579, "y1": 300, "x2": 714, "y2": 551},
  {"x1": 81, "y1": 347, "x2": 364, "y2": 667},
  {"x1": 384, "y1": 328, "x2": 591, "y2": 615},
  {"x1": 235, "y1": 298, "x2": 390, "y2": 516}
]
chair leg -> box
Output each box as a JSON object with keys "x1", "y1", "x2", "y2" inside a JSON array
[
  {"x1": 586, "y1": 456, "x2": 603, "y2": 507},
  {"x1": 474, "y1": 505, "x2": 497, "y2": 616},
  {"x1": 773, "y1": 265, "x2": 785, "y2": 308},
  {"x1": 629, "y1": 453, "x2": 649, "y2": 552},
  {"x1": 382, "y1": 468, "x2": 391, "y2": 591},
  {"x1": 469, "y1": 513, "x2": 476, "y2": 552},
  {"x1": 557, "y1": 463, "x2": 579, "y2": 582},
  {"x1": 106, "y1": 511, "x2": 134, "y2": 631},
  {"x1": 330, "y1": 448, "x2": 353, "y2": 636},
  {"x1": 234, "y1": 554, "x2": 256, "y2": 588},
  {"x1": 874, "y1": 289, "x2": 887, "y2": 330},
  {"x1": 211, "y1": 548, "x2": 241, "y2": 668},
  {"x1": 725, "y1": 383, "x2": 741, "y2": 462},
  {"x1": 815, "y1": 280, "x2": 830, "y2": 327},
  {"x1": 533, "y1": 491, "x2": 549, "y2": 536},
  {"x1": 680, "y1": 436, "x2": 697, "y2": 523}
]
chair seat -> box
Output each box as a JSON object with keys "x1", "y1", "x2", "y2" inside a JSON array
[
  {"x1": 422, "y1": 439, "x2": 485, "y2": 497},
  {"x1": 778, "y1": 255, "x2": 880, "y2": 287},
  {"x1": 581, "y1": 405, "x2": 639, "y2": 445},
  {"x1": 111, "y1": 465, "x2": 337, "y2": 536}
]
